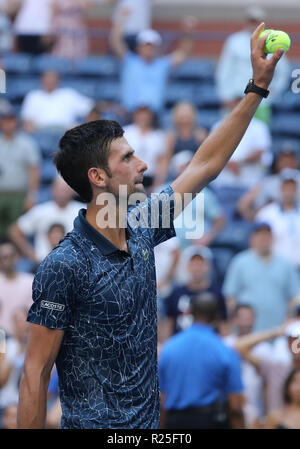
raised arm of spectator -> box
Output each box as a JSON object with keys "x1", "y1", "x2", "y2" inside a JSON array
[
  {"x1": 18, "y1": 324, "x2": 64, "y2": 429},
  {"x1": 24, "y1": 165, "x2": 40, "y2": 211},
  {"x1": 233, "y1": 325, "x2": 284, "y2": 356},
  {"x1": 237, "y1": 184, "x2": 262, "y2": 221},
  {"x1": 9, "y1": 223, "x2": 38, "y2": 264},
  {"x1": 109, "y1": 9, "x2": 129, "y2": 60},
  {"x1": 170, "y1": 24, "x2": 283, "y2": 214},
  {"x1": 170, "y1": 34, "x2": 194, "y2": 68}
]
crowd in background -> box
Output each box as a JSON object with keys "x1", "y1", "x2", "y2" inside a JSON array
[{"x1": 0, "y1": 0, "x2": 300, "y2": 429}]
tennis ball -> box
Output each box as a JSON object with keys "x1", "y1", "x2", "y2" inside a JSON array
[{"x1": 259, "y1": 29, "x2": 291, "y2": 54}]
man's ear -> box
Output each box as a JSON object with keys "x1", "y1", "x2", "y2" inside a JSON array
[{"x1": 87, "y1": 167, "x2": 107, "y2": 189}]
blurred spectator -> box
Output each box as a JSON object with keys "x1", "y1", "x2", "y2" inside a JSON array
[
  {"x1": 224, "y1": 304, "x2": 272, "y2": 427},
  {"x1": 264, "y1": 367, "x2": 300, "y2": 429},
  {"x1": 171, "y1": 151, "x2": 225, "y2": 249},
  {"x1": 235, "y1": 321, "x2": 300, "y2": 414},
  {"x1": 0, "y1": 1, "x2": 13, "y2": 53},
  {"x1": 0, "y1": 308, "x2": 28, "y2": 412},
  {"x1": 0, "y1": 241, "x2": 33, "y2": 336},
  {"x1": 21, "y1": 71, "x2": 94, "y2": 133},
  {"x1": 110, "y1": 18, "x2": 194, "y2": 113},
  {"x1": 1, "y1": 404, "x2": 18, "y2": 429},
  {"x1": 155, "y1": 237, "x2": 181, "y2": 297},
  {"x1": 159, "y1": 293, "x2": 244, "y2": 429},
  {"x1": 223, "y1": 223, "x2": 300, "y2": 331},
  {"x1": 51, "y1": 0, "x2": 90, "y2": 60},
  {"x1": 47, "y1": 223, "x2": 65, "y2": 251},
  {"x1": 255, "y1": 170, "x2": 300, "y2": 269},
  {"x1": 13, "y1": 0, "x2": 54, "y2": 54},
  {"x1": 110, "y1": 0, "x2": 152, "y2": 51},
  {"x1": 215, "y1": 6, "x2": 290, "y2": 125},
  {"x1": 238, "y1": 146, "x2": 300, "y2": 221},
  {"x1": 211, "y1": 98, "x2": 272, "y2": 189},
  {"x1": 0, "y1": 104, "x2": 40, "y2": 239},
  {"x1": 123, "y1": 105, "x2": 167, "y2": 190},
  {"x1": 164, "y1": 102, "x2": 208, "y2": 176},
  {"x1": 160, "y1": 246, "x2": 226, "y2": 342},
  {"x1": 9, "y1": 176, "x2": 82, "y2": 264}
]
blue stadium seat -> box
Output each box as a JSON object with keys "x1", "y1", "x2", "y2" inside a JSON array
[
  {"x1": 213, "y1": 220, "x2": 252, "y2": 251},
  {"x1": 171, "y1": 59, "x2": 215, "y2": 82},
  {"x1": 1, "y1": 53, "x2": 32, "y2": 74},
  {"x1": 32, "y1": 129, "x2": 64, "y2": 158},
  {"x1": 75, "y1": 55, "x2": 119, "y2": 78},
  {"x1": 95, "y1": 81, "x2": 120, "y2": 102},
  {"x1": 32, "y1": 55, "x2": 74, "y2": 74},
  {"x1": 272, "y1": 90, "x2": 300, "y2": 113},
  {"x1": 5, "y1": 76, "x2": 40, "y2": 102},
  {"x1": 193, "y1": 86, "x2": 221, "y2": 109},
  {"x1": 60, "y1": 77, "x2": 97, "y2": 98},
  {"x1": 164, "y1": 82, "x2": 195, "y2": 106},
  {"x1": 41, "y1": 159, "x2": 58, "y2": 185},
  {"x1": 198, "y1": 109, "x2": 221, "y2": 131},
  {"x1": 271, "y1": 113, "x2": 300, "y2": 138}
]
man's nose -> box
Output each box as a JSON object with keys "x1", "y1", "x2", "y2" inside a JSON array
[{"x1": 136, "y1": 156, "x2": 148, "y2": 173}]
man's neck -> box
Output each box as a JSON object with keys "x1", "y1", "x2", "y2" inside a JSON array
[
  {"x1": 85, "y1": 202, "x2": 128, "y2": 252},
  {"x1": 188, "y1": 277, "x2": 209, "y2": 291}
]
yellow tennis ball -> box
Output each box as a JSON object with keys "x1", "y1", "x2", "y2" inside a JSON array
[{"x1": 259, "y1": 29, "x2": 291, "y2": 54}]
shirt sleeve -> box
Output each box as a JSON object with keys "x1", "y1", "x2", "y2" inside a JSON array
[
  {"x1": 222, "y1": 255, "x2": 242, "y2": 298},
  {"x1": 23, "y1": 135, "x2": 41, "y2": 166},
  {"x1": 127, "y1": 185, "x2": 176, "y2": 248},
  {"x1": 27, "y1": 252, "x2": 76, "y2": 330},
  {"x1": 285, "y1": 262, "x2": 300, "y2": 300}
]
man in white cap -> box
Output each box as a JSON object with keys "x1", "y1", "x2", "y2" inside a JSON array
[
  {"x1": 216, "y1": 6, "x2": 290, "y2": 125},
  {"x1": 110, "y1": 15, "x2": 194, "y2": 113}
]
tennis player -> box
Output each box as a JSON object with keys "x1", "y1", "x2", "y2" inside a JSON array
[{"x1": 17, "y1": 24, "x2": 283, "y2": 429}]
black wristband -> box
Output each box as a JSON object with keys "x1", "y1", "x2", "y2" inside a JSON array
[{"x1": 244, "y1": 79, "x2": 270, "y2": 98}]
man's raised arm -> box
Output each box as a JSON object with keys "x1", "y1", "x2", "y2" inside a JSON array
[{"x1": 171, "y1": 23, "x2": 284, "y2": 215}]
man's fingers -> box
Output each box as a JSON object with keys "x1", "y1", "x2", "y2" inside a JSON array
[
  {"x1": 256, "y1": 33, "x2": 268, "y2": 59},
  {"x1": 270, "y1": 48, "x2": 285, "y2": 66},
  {"x1": 251, "y1": 22, "x2": 265, "y2": 48}
]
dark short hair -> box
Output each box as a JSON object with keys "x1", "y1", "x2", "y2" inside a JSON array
[
  {"x1": 283, "y1": 367, "x2": 300, "y2": 404},
  {"x1": 0, "y1": 239, "x2": 18, "y2": 252},
  {"x1": 234, "y1": 304, "x2": 255, "y2": 316},
  {"x1": 191, "y1": 292, "x2": 220, "y2": 324},
  {"x1": 54, "y1": 120, "x2": 124, "y2": 203}
]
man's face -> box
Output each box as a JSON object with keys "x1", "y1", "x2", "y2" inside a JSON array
[
  {"x1": 42, "y1": 71, "x2": 59, "y2": 92},
  {"x1": 105, "y1": 137, "x2": 148, "y2": 199},
  {"x1": 187, "y1": 255, "x2": 209, "y2": 282},
  {"x1": 0, "y1": 243, "x2": 17, "y2": 273},
  {"x1": 235, "y1": 307, "x2": 254, "y2": 336},
  {"x1": 250, "y1": 229, "x2": 273, "y2": 255},
  {"x1": 0, "y1": 116, "x2": 17, "y2": 134},
  {"x1": 277, "y1": 153, "x2": 298, "y2": 171},
  {"x1": 134, "y1": 108, "x2": 153, "y2": 129},
  {"x1": 280, "y1": 180, "x2": 298, "y2": 204},
  {"x1": 137, "y1": 43, "x2": 156, "y2": 62}
]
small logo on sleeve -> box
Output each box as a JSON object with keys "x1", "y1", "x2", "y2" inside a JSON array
[{"x1": 41, "y1": 301, "x2": 65, "y2": 312}]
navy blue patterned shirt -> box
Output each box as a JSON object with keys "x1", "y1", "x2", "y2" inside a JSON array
[{"x1": 27, "y1": 187, "x2": 176, "y2": 429}]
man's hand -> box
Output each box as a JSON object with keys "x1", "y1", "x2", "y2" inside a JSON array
[{"x1": 251, "y1": 23, "x2": 284, "y2": 90}]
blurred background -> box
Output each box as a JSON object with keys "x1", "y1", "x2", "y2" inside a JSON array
[{"x1": 0, "y1": 0, "x2": 300, "y2": 430}]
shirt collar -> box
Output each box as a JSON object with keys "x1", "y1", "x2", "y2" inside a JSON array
[{"x1": 74, "y1": 209, "x2": 129, "y2": 256}]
